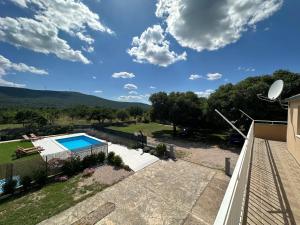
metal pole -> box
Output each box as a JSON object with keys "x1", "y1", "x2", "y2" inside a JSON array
[
  {"x1": 239, "y1": 109, "x2": 254, "y2": 121},
  {"x1": 215, "y1": 109, "x2": 247, "y2": 139},
  {"x1": 225, "y1": 157, "x2": 231, "y2": 176}
]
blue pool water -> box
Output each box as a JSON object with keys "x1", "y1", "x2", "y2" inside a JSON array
[{"x1": 56, "y1": 135, "x2": 102, "y2": 151}]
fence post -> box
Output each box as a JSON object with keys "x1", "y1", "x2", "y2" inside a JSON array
[
  {"x1": 45, "y1": 156, "x2": 48, "y2": 176},
  {"x1": 225, "y1": 157, "x2": 231, "y2": 176}
]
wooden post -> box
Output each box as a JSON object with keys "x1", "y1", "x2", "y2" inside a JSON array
[{"x1": 225, "y1": 157, "x2": 231, "y2": 176}]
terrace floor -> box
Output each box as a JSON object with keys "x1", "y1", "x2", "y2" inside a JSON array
[
  {"x1": 38, "y1": 160, "x2": 229, "y2": 225},
  {"x1": 243, "y1": 138, "x2": 300, "y2": 225}
]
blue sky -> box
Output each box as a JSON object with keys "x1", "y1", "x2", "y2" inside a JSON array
[{"x1": 0, "y1": 0, "x2": 299, "y2": 103}]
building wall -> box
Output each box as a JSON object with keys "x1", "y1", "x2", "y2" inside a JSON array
[
  {"x1": 254, "y1": 123, "x2": 287, "y2": 142},
  {"x1": 287, "y1": 99, "x2": 300, "y2": 164}
]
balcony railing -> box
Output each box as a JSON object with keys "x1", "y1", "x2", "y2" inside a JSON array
[{"x1": 214, "y1": 121, "x2": 254, "y2": 225}]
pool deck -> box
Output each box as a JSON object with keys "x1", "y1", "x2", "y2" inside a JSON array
[{"x1": 34, "y1": 133, "x2": 159, "y2": 172}]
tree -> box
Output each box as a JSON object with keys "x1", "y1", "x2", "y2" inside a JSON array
[
  {"x1": 128, "y1": 106, "x2": 144, "y2": 120},
  {"x1": 117, "y1": 109, "x2": 129, "y2": 121},
  {"x1": 88, "y1": 108, "x2": 112, "y2": 124},
  {"x1": 149, "y1": 92, "x2": 206, "y2": 135}
]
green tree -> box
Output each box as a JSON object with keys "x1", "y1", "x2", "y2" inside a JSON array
[
  {"x1": 128, "y1": 106, "x2": 144, "y2": 120},
  {"x1": 116, "y1": 109, "x2": 129, "y2": 121}
]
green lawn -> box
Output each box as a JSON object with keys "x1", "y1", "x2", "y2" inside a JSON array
[
  {"x1": 108, "y1": 122, "x2": 173, "y2": 137},
  {"x1": 0, "y1": 124, "x2": 23, "y2": 130},
  {"x1": 0, "y1": 175, "x2": 106, "y2": 225},
  {"x1": 0, "y1": 140, "x2": 37, "y2": 164}
]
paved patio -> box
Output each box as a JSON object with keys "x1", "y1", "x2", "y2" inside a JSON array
[
  {"x1": 38, "y1": 160, "x2": 229, "y2": 225},
  {"x1": 243, "y1": 138, "x2": 300, "y2": 225}
]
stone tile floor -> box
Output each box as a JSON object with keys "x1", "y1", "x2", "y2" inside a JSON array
[{"x1": 39, "y1": 160, "x2": 229, "y2": 225}]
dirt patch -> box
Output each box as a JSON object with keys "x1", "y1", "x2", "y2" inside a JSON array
[
  {"x1": 149, "y1": 136, "x2": 239, "y2": 170},
  {"x1": 78, "y1": 165, "x2": 133, "y2": 187}
]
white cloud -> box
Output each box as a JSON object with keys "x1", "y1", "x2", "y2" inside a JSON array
[
  {"x1": 82, "y1": 46, "x2": 94, "y2": 53},
  {"x1": 92, "y1": 76, "x2": 96, "y2": 79},
  {"x1": 238, "y1": 66, "x2": 255, "y2": 72},
  {"x1": 0, "y1": 17, "x2": 90, "y2": 64},
  {"x1": 195, "y1": 89, "x2": 214, "y2": 98},
  {"x1": 189, "y1": 74, "x2": 202, "y2": 80},
  {"x1": 124, "y1": 83, "x2": 138, "y2": 90},
  {"x1": 94, "y1": 90, "x2": 103, "y2": 93},
  {"x1": 112, "y1": 72, "x2": 135, "y2": 79},
  {"x1": 150, "y1": 86, "x2": 156, "y2": 89},
  {"x1": 156, "y1": 0, "x2": 282, "y2": 52},
  {"x1": 206, "y1": 73, "x2": 222, "y2": 80},
  {"x1": 129, "y1": 90, "x2": 138, "y2": 95},
  {"x1": 1, "y1": 0, "x2": 113, "y2": 63},
  {"x1": 127, "y1": 24, "x2": 186, "y2": 67},
  {"x1": 0, "y1": 54, "x2": 47, "y2": 87}
]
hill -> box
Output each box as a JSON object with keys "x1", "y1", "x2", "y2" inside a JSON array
[{"x1": 0, "y1": 86, "x2": 149, "y2": 109}]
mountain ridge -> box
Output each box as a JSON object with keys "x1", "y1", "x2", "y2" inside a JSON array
[{"x1": 0, "y1": 86, "x2": 150, "y2": 109}]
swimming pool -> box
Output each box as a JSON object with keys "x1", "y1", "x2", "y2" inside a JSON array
[{"x1": 56, "y1": 135, "x2": 102, "y2": 151}]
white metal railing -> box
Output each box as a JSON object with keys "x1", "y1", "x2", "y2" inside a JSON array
[{"x1": 214, "y1": 121, "x2": 254, "y2": 225}]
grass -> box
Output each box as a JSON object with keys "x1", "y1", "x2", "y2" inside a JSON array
[
  {"x1": 0, "y1": 124, "x2": 23, "y2": 130},
  {"x1": 0, "y1": 175, "x2": 106, "y2": 225},
  {"x1": 108, "y1": 122, "x2": 173, "y2": 137},
  {"x1": 0, "y1": 140, "x2": 39, "y2": 164}
]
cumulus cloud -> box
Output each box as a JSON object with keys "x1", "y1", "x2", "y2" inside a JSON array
[
  {"x1": 206, "y1": 73, "x2": 222, "y2": 80},
  {"x1": 92, "y1": 76, "x2": 96, "y2": 79},
  {"x1": 82, "y1": 46, "x2": 94, "y2": 53},
  {"x1": 0, "y1": 54, "x2": 47, "y2": 87},
  {"x1": 156, "y1": 0, "x2": 283, "y2": 52},
  {"x1": 127, "y1": 24, "x2": 186, "y2": 67},
  {"x1": 112, "y1": 72, "x2": 135, "y2": 79},
  {"x1": 124, "y1": 83, "x2": 138, "y2": 90},
  {"x1": 94, "y1": 90, "x2": 103, "y2": 93},
  {"x1": 150, "y1": 86, "x2": 156, "y2": 89},
  {"x1": 1, "y1": 0, "x2": 113, "y2": 63},
  {"x1": 195, "y1": 89, "x2": 214, "y2": 98},
  {"x1": 129, "y1": 90, "x2": 138, "y2": 95},
  {"x1": 189, "y1": 74, "x2": 202, "y2": 80}
]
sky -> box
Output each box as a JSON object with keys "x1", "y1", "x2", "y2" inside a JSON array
[{"x1": 0, "y1": 0, "x2": 299, "y2": 103}]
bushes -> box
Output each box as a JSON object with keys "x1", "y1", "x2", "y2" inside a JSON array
[
  {"x1": 20, "y1": 176, "x2": 32, "y2": 191},
  {"x1": 3, "y1": 179, "x2": 17, "y2": 195},
  {"x1": 62, "y1": 157, "x2": 81, "y2": 176},
  {"x1": 97, "y1": 152, "x2": 106, "y2": 164},
  {"x1": 81, "y1": 154, "x2": 98, "y2": 169},
  {"x1": 33, "y1": 170, "x2": 47, "y2": 187},
  {"x1": 156, "y1": 143, "x2": 167, "y2": 157},
  {"x1": 113, "y1": 155, "x2": 123, "y2": 167},
  {"x1": 107, "y1": 152, "x2": 115, "y2": 164}
]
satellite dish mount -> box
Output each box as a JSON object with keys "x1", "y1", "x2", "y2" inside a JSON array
[{"x1": 257, "y1": 79, "x2": 287, "y2": 109}]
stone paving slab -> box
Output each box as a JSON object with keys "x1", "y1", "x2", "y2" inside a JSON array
[{"x1": 39, "y1": 160, "x2": 216, "y2": 225}]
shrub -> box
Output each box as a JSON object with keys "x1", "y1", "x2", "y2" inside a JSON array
[
  {"x1": 33, "y1": 170, "x2": 47, "y2": 186},
  {"x1": 122, "y1": 165, "x2": 131, "y2": 171},
  {"x1": 3, "y1": 179, "x2": 17, "y2": 195},
  {"x1": 62, "y1": 157, "x2": 81, "y2": 176},
  {"x1": 107, "y1": 152, "x2": 115, "y2": 164},
  {"x1": 113, "y1": 155, "x2": 123, "y2": 167},
  {"x1": 20, "y1": 176, "x2": 32, "y2": 191},
  {"x1": 97, "y1": 152, "x2": 106, "y2": 164},
  {"x1": 81, "y1": 154, "x2": 97, "y2": 169},
  {"x1": 156, "y1": 143, "x2": 167, "y2": 157}
]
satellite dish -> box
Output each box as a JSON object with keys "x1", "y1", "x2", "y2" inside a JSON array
[
  {"x1": 268, "y1": 80, "x2": 284, "y2": 100},
  {"x1": 257, "y1": 79, "x2": 287, "y2": 109}
]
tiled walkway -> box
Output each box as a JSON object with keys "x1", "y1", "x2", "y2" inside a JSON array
[
  {"x1": 243, "y1": 138, "x2": 300, "y2": 225},
  {"x1": 38, "y1": 160, "x2": 225, "y2": 225}
]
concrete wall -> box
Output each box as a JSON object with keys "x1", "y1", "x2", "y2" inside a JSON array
[
  {"x1": 287, "y1": 99, "x2": 300, "y2": 164},
  {"x1": 254, "y1": 123, "x2": 287, "y2": 142}
]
